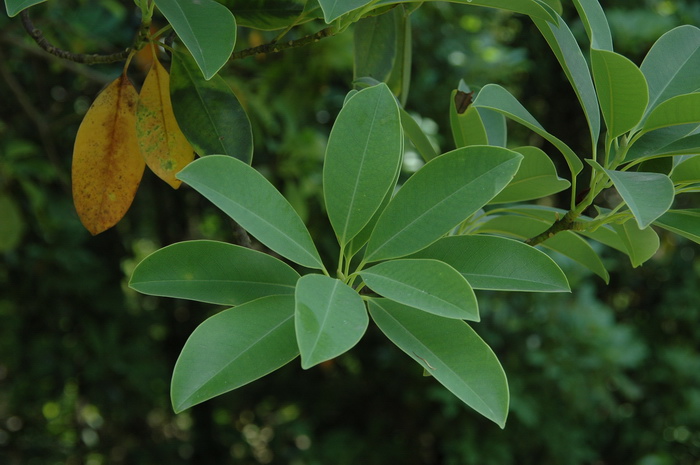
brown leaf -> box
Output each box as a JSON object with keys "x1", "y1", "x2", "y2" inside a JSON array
[
  {"x1": 137, "y1": 52, "x2": 194, "y2": 189},
  {"x1": 72, "y1": 74, "x2": 145, "y2": 235}
]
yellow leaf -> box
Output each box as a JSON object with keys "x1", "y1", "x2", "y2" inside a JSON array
[
  {"x1": 72, "y1": 74, "x2": 145, "y2": 235},
  {"x1": 137, "y1": 52, "x2": 194, "y2": 189}
]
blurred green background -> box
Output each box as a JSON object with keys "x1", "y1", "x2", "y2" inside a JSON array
[{"x1": 1, "y1": 1, "x2": 699, "y2": 464}]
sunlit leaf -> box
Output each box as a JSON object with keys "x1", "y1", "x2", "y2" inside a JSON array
[
  {"x1": 170, "y1": 51, "x2": 253, "y2": 163},
  {"x1": 72, "y1": 74, "x2": 145, "y2": 235},
  {"x1": 369, "y1": 299, "x2": 509, "y2": 428},
  {"x1": 407, "y1": 235, "x2": 570, "y2": 292},
  {"x1": 324, "y1": 84, "x2": 402, "y2": 246},
  {"x1": 137, "y1": 52, "x2": 194, "y2": 188},
  {"x1": 177, "y1": 156, "x2": 325, "y2": 270},
  {"x1": 295, "y1": 275, "x2": 368, "y2": 369},
  {"x1": 171, "y1": 295, "x2": 298, "y2": 412},
  {"x1": 591, "y1": 49, "x2": 648, "y2": 139},
  {"x1": 154, "y1": 0, "x2": 236, "y2": 80},
  {"x1": 360, "y1": 259, "x2": 479, "y2": 320},
  {"x1": 129, "y1": 240, "x2": 300, "y2": 305},
  {"x1": 364, "y1": 146, "x2": 522, "y2": 262}
]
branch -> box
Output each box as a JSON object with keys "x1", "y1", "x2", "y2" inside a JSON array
[
  {"x1": 524, "y1": 210, "x2": 584, "y2": 246},
  {"x1": 230, "y1": 27, "x2": 336, "y2": 61},
  {"x1": 20, "y1": 10, "x2": 149, "y2": 64}
]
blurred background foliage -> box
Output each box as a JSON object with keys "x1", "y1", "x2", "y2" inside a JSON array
[{"x1": 1, "y1": 0, "x2": 699, "y2": 464}]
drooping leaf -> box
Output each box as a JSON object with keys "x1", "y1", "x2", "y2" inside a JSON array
[
  {"x1": 170, "y1": 51, "x2": 253, "y2": 163},
  {"x1": 171, "y1": 295, "x2": 298, "y2": 413},
  {"x1": 129, "y1": 240, "x2": 300, "y2": 305},
  {"x1": 177, "y1": 156, "x2": 325, "y2": 270},
  {"x1": 407, "y1": 235, "x2": 570, "y2": 292},
  {"x1": 590, "y1": 49, "x2": 648, "y2": 139},
  {"x1": 354, "y1": 9, "x2": 398, "y2": 84},
  {"x1": 641, "y1": 25, "x2": 700, "y2": 118},
  {"x1": 360, "y1": 259, "x2": 479, "y2": 320},
  {"x1": 472, "y1": 84, "x2": 583, "y2": 176},
  {"x1": 572, "y1": 0, "x2": 612, "y2": 51},
  {"x1": 603, "y1": 168, "x2": 674, "y2": 228},
  {"x1": 642, "y1": 93, "x2": 700, "y2": 134},
  {"x1": 324, "y1": 84, "x2": 402, "y2": 246},
  {"x1": 475, "y1": 215, "x2": 609, "y2": 282},
  {"x1": 611, "y1": 221, "x2": 659, "y2": 268},
  {"x1": 654, "y1": 209, "x2": 700, "y2": 244},
  {"x1": 364, "y1": 146, "x2": 523, "y2": 262},
  {"x1": 295, "y1": 275, "x2": 368, "y2": 369},
  {"x1": 671, "y1": 155, "x2": 700, "y2": 184},
  {"x1": 154, "y1": 0, "x2": 236, "y2": 80},
  {"x1": 227, "y1": 0, "x2": 307, "y2": 30},
  {"x1": 532, "y1": 12, "x2": 600, "y2": 148},
  {"x1": 489, "y1": 146, "x2": 570, "y2": 204},
  {"x1": 136, "y1": 52, "x2": 194, "y2": 189},
  {"x1": 72, "y1": 74, "x2": 145, "y2": 235},
  {"x1": 400, "y1": 108, "x2": 438, "y2": 162},
  {"x1": 369, "y1": 299, "x2": 509, "y2": 428},
  {"x1": 4, "y1": 0, "x2": 45, "y2": 16}
]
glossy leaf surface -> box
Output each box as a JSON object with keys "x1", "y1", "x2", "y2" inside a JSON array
[
  {"x1": 170, "y1": 52, "x2": 253, "y2": 163},
  {"x1": 364, "y1": 146, "x2": 522, "y2": 262},
  {"x1": 72, "y1": 75, "x2": 145, "y2": 235},
  {"x1": 155, "y1": 0, "x2": 236, "y2": 79},
  {"x1": 178, "y1": 156, "x2": 324, "y2": 270},
  {"x1": 295, "y1": 275, "x2": 368, "y2": 369},
  {"x1": 137, "y1": 54, "x2": 194, "y2": 188},
  {"x1": 171, "y1": 295, "x2": 297, "y2": 412},
  {"x1": 489, "y1": 146, "x2": 570, "y2": 204},
  {"x1": 604, "y1": 169, "x2": 674, "y2": 228},
  {"x1": 129, "y1": 240, "x2": 299, "y2": 305},
  {"x1": 369, "y1": 299, "x2": 509, "y2": 428},
  {"x1": 360, "y1": 259, "x2": 479, "y2": 320},
  {"x1": 408, "y1": 235, "x2": 569, "y2": 292},
  {"x1": 324, "y1": 84, "x2": 402, "y2": 245},
  {"x1": 591, "y1": 49, "x2": 648, "y2": 139}
]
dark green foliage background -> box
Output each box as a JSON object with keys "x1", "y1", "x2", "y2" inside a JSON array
[{"x1": 1, "y1": 1, "x2": 699, "y2": 464}]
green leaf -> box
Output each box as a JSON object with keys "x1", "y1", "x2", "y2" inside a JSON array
[
  {"x1": 642, "y1": 93, "x2": 700, "y2": 133},
  {"x1": 654, "y1": 209, "x2": 700, "y2": 244},
  {"x1": 603, "y1": 169, "x2": 674, "y2": 229},
  {"x1": 360, "y1": 259, "x2": 479, "y2": 320},
  {"x1": 407, "y1": 235, "x2": 570, "y2": 292},
  {"x1": 450, "y1": 90, "x2": 488, "y2": 149},
  {"x1": 368, "y1": 299, "x2": 509, "y2": 428},
  {"x1": 475, "y1": 215, "x2": 609, "y2": 282},
  {"x1": 479, "y1": 108, "x2": 507, "y2": 147},
  {"x1": 472, "y1": 84, "x2": 583, "y2": 176},
  {"x1": 590, "y1": 49, "x2": 649, "y2": 139},
  {"x1": 155, "y1": 0, "x2": 236, "y2": 80},
  {"x1": 625, "y1": 125, "x2": 700, "y2": 161},
  {"x1": 178, "y1": 156, "x2": 325, "y2": 270},
  {"x1": 641, "y1": 25, "x2": 700, "y2": 118},
  {"x1": 400, "y1": 108, "x2": 438, "y2": 162},
  {"x1": 319, "y1": 0, "x2": 372, "y2": 22},
  {"x1": 324, "y1": 84, "x2": 402, "y2": 245},
  {"x1": 171, "y1": 295, "x2": 298, "y2": 413},
  {"x1": 671, "y1": 155, "x2": 700, "y2": 184},
  {"x1": 611, "y1": 222, "x2": 659, "y2": 268},
  {"x1": 0, "y1": 192, "x2": 24, "y2": 252},
  {"x1": 386, "y1": 5, "x2": 412, "y2": 105},
  {"x1": 170, "y1": 51, "x2": 253, "y2": 163},
  {"x1": 572, "y1": 0, "x2": 612, "y2": 51},
  {"x1": 489, "y1": 146, "x2": 570, "y2": 204},
  {"x1": 227, "y1": 0, "x2": 306, "y2": 30},
  {"x1": 375, "y1": 0, "x2": 557, "y2": 22},
  {"x1": 532, "y1": 12, "x2": 600, "y2": 148},
  {"x1": 354, "y1": 9, "x2": 398, "y2": 84},
  {"x1": 129, "y1": 240, "x2": 299, "y2": 305},
  {"x1": 4, "y1": 0, "x2": 45, "y2": 16},
  {"x1": 295, "y1": 275, "x2": 368, "y2": 369},
  {"x1": 364, "y1": 146, "x2": 523, "y2": 262}
]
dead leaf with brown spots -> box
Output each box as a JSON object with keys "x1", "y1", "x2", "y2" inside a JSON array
[{"x1": 72, "y1": 73, "x2": 145, "y2": 235}]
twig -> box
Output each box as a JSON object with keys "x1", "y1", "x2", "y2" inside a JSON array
[
  {"x1": 230, "y1": 27, "x2": 336, "y2": 61},
  {"x1": 524, "y1": 211, "x2": 584, "y2": 246},
  {"x1": 232, "y1": 220, "x2": 253, "y2": 249},
  {"x1": 20, "y1": 10, "x2": 149, "y2": 64}
]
